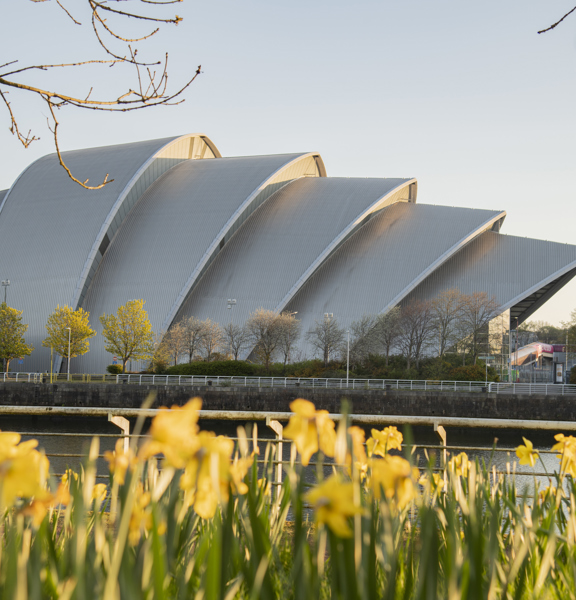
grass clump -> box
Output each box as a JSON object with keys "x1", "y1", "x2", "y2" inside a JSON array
[{"x1": 0, "y1": 397, "x2": 574, "y2": 598}]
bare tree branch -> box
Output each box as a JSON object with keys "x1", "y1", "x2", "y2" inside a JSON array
[
  {"x1": 0, "y1": 90, "x2": 39, "y2": 148},
  {"x1": 538, "y1": 5, "x2": 576, "y2": 33},
  {"x1": 1, "y1": 0, "x2": 200, "y2": 189},
  {"x1": 55, "y1": 0, "x2": 82, "y2": 25},
  {"x1": 47, "y1": 100, "x2": 112, "y2": 189}
]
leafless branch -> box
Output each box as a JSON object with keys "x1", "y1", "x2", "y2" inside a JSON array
[
  {"x1": 0, "y1": 90, "x2": 39, "y2": 148},
  {"x1": 55, "y1": 0, "x2": 82, "y2": 25},
  {"x1": 538, "y1": 5, "x2": 576, "y2": 33},
  {"x1": 1, "y1": 0, "x2": 199, "y2": 189},
  {"x1": 47, "y1": 100, "x2": 112, "y2": 189}
]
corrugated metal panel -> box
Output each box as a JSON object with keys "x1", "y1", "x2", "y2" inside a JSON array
[
  {"x1": 72, "y1": 134, "x2": 219, "y2": 312},
  {"x1": 175, "y1": 177, "x2": 415, "y2": 332},
  {"x1": 0, "y1": 135, "x2": 219, "y2": 373},
  {"x1": 0, "y1": 190, "x2": 6, "y2": 205},
  {"x1": 74, "y1": 152, "x2": 318, "y2": 372},
  {"x1": 283, "y1": 203, "x2": 504, "y2": 359},
  {"x1": 403, "y1": 231, "x2": 576, "y2": 322}
]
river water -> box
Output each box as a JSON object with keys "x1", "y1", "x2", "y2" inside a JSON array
[{"x1": 2, "y1": 414, "x2": 564, "y2": 494}]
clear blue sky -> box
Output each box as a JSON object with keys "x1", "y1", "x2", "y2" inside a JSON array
[{"x1": 2, "y1": 1, "x2": 575, "y2": 325}]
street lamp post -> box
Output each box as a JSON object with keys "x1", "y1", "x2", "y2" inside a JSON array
[
  {"x1": 227, "y1": 299, "x2": 236, "y2": 324},
  {"x1": 1, "y1": 280, "x2": 10, "y2": 304},
  {"x1": 324, "y1": 313, "x2": 333, "y2": 364},
  {"x1": 566, "y1": 331, "x2": 569, "y2": 384},
  {"x1": 66, "y1": 327, "x2": 71, "y2": 381},
  {"x1": 346, "y1": 329, "x2": 350, "y2": 388}
]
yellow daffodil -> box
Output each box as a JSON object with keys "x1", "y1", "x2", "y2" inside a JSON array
[
  {"x1": 0, "y1": 432, "x2": 38, "y2": 461},
  {"x1": 516, "y1": 437, "x2": 539, "y2": 467},
  {"x1": 448, "y1": 452, "x2": 471, "y2": 478},
  {"x1": 0, "y1": 431, "x2": 50, "y2": 508},
  {"x1": 366, "y1": 426, "x2": 403, "y2": 457},
  {"x1": 92, "y1": 483, "x2": 108, "y2": 507},
  {"x1": 21, "y1": 483, "x2": 71, "y2": 528},
  {"x1": 128, "y1": 485, "x2": 153, "y2": 546},
  {"x1": 305, "y1": 474, "x2": 363, "y2": 538},
  {"x1": 180, "y1": 431, "x2": 234, "y2": 519},
  {"x1": 104, "y1": 439, "x2": 137, "y2": 485},
  {"x1": 139, "y1": 398, "x2": 203, "y2": 468},
  {"x1": 419, "y1": 472, "x2": 445, "y2": 494},
  {"x1": 229, "y1": 455, "x2": 253, "y2": 495},
  {"x1": 61, "y1": 469, "x2": 78, "y2": 489},
  {"x1": 538, "y1": 485, "x2": 558, "y2": 504},
  {"x1": 368, "y1": 455, "x2": 419, "y2": 509},
  {"x1": 552, "y1": 434, "x2": 576, "y2": 477},
  {"x1": 284, "y1": 399, "x2": 336, "y2": 465},
  {"x1": 355, "y1": 460, "x2": 369, "y2": 482}
]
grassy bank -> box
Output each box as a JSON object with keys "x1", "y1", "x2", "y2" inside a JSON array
[{"x1": 0, "y1": 396, "x2": 574, "y2": 598}]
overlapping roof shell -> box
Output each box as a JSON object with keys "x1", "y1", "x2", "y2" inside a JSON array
[{"x1": 1, "y1": 134, "x2": 575, "y2": 372}]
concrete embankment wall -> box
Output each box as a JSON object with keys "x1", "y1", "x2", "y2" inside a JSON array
[{"x1": 0, "y1": 382, "x2": 575, "y2": 422}]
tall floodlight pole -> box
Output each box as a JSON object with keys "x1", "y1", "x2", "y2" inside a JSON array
[
  {"x1": 346, "y1": 329, "x2": 350, "y2": 388},
  {"x1": 567, "y1": 331, "x2": 569, "y2": 384},
  {"x1": 66, "y1": 327, "x2": 71, "y2": 381},
  {"x1": 1, "y1": 280, "x2": 10, "y2": 304},
  {"x1": 227, "y1": 299, "x2": 236, "y2": 324},
  {"x1": 516, "y1": 320, "x2": 519, "y2": 382}
]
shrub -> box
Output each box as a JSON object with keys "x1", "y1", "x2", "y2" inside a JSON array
[
  {"x1": 449, "y1": 364, "x2": 499, "y2": 382},
  {"x1": 164, "y1": 360, "x2": 258, "y2": 377},
  {"x1": 106, "y1": 364, "x2": 122, "y2": 374}
]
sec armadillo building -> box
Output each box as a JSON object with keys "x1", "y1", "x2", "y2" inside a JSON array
[{"x1": 1, "y1": 133, "x2": 576, "y2": 373}]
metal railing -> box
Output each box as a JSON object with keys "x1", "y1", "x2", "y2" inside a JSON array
[
  {"x1": 4, "y1": 372, "x2": 576, "y2": 396},
  {"x1": 5, "y1": 407, "x2": 571, "y2": 486}
]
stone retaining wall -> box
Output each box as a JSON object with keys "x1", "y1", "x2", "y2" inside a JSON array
[{"x1": 0, "y1": 382, "x2": 575, "y2": 422}]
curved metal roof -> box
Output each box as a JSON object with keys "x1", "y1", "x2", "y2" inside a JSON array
[
  {"x1": 75, "y1": 152, "x2": 324, "y2": 372},
  {"x1": 283, "y1": 202, "x2": 505, "y2": 358},
  {"x1": 0, "y1": 134, "x2": 219, "y2": 372},
  {"x1": 175, "y1": 177, "x2": 416, "y2": 329},
  {"x1": 402, "y1": 231, "x2": 576, "y2": 325}
]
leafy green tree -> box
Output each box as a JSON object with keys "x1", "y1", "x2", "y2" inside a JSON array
[
  {"x1": 100, "y1": 300, "x2": 154, "y2": 373},
  {"x1": 42, "y1": 305, "x2": 96, "y2": 371},
  {"x1": 0, "y1": 302, "x2": 34, "y2": 372}
]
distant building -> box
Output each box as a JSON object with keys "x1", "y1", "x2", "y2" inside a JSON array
[
  {"x1": 510, "y1": 342, "x2": 574, "y2": 383},
  {"x1": 1, "y1": 134, "x2": 576, "y2": 373}
]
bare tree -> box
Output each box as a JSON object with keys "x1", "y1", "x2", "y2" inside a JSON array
[
  {"x1": 305, "y1": 315, "x2": 345, "y2": 367},
  {"x1": 159, "y1": 322, "x2": 185, "y2": 366},
  {"x1": 398, "y1": 300, "x2": 434, "y2": 370},
  {"x1": 348, "y1": 315, "x2": 377, "y2": 365},
  {"x1": 458, "y1": 292, "x2": 500, "y2": 364},
  {"x1": 199, "y1": 319, "x2": 223, "y2": 362},
  {"x1": 151, "y1": 329, "x2": 170, "y2": 372},
  {"x1": 1, "y1": 1, "x2": 200, "y2": 189},
  {"x1": 245, "y1": 308, "x2": 283, "y2": 371},
  {"x1": 180, "y1": 316, "x2": 207, "y2": 363},
  {"x1": 372, "y1": 307, "x2": 401, "y2": 366},
  {"x1": 431, "y1": 288, "x2": 466, "y2": 357},
  {"x1": 223, "y1": 323, "x2": 250, "y2": 361},
  {"x1": 277, "y1": 312, "x2": 301, "y2": 367}
]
